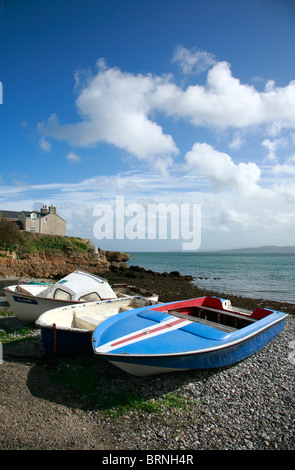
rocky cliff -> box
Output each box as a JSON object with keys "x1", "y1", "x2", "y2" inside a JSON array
[{"x1": 0, "y1": 241, "x2": 129, "y2": 279}]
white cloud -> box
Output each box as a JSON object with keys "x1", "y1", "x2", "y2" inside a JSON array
[
  {"x1": 262, "y1": 137, "x2": 287, "y2": 162},
  {"x1": 172, "y1": 45, "x2": 216, "y2": 75},
  {"x1": 157, "y1": 61, "x2": 295, "y2": 130},
  {"x1": 275, "y1": 182, "x2": 295, "y2": 204},
  {"x1": 229, "y1": 132, "x2": 245, "y2": 150},
  {"x1": 1, "y1": 161, "x2": 295, "y2": 250},
  {"x1": 39, "y1": 136, "x2": 51, "y2": 152},
  {"x1": 184, "y1": 142, "x2": 272, "y2": 197},
  {"x1": 210, "y1": 208, "x2": 250, "y2": 232},
  {"x1": 37, "y1": 51, "x2": 295, "y2": 179},
  {"x1": 31, "y1": 48, "x2": 295, "y2": 249},
  {"x1": 38, "y1": 62, "x2": 179, "y2": 175},
  {"x1": 66, "y1": 152, "x2": 81, "y2": 163},
  {"x1": 272, "y1": 155, "x2": 295, "y2": 176}
]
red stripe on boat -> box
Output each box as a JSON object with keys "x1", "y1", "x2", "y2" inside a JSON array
[{"x1": 111, "y1": 318, "x2": 186, "y2": 347}]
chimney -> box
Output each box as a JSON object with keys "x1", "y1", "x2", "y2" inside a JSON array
[{"x1": 40, "y1": 205, "x2": 48, "y2": 214}]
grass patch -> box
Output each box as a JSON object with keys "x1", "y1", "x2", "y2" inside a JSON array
[
  {"x1": 51, "y1": 355, "x2": 138, "y2": 411},
  {"x1": 0, "y1": 310, "x2": 14, "y2": 318},
  {"x1": 19, "y1": 233, "x2": 89, "y2": 255},
  {"x1": 0, "y1": 218, "x2": 90, "y2": 256},
  {"x1": 107, "y1": 393, "x2": 195, "y2": 419},
  {"x1": 50, "y1": 355, "x2": 200, "y2": 417},
  {"x1": 0, "y1": 311, "x2": 38, "y2": 343},
  {"x1": 0, "y1": 326, "x2": 34, "y2": 343}
]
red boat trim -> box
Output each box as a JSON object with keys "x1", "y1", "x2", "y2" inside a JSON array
[{"x1": 110, "y1": 318, "x2": 186, "y2": 347}]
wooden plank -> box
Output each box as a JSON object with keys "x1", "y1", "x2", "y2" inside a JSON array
[{"x1": 169, "y1": 311, "x2": 238, "y2": 332}]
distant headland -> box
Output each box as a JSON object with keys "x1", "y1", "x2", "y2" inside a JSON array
[{"x1": 218, "y1": 246, "x2": 295, "y2": 253}]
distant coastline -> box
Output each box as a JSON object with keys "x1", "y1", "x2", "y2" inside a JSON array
[
  {"x1": 217, "y1": 246, "x2": 295, "y2": 253},
  {"x1": 128, "y1": 246, "x2": 295, "y2": 254}
]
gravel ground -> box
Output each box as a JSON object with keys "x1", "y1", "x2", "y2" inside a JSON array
[{"x1": 0, "y1": 271, "x2": 294, "y2": 451}]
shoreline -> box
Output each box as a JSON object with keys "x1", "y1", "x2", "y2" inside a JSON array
[
  {"x1": 107, "y1": 265, "x2": 295, "y2": 315},
  {"x1": 0, "y1": 265, "x2": 294, "y2": 315}
]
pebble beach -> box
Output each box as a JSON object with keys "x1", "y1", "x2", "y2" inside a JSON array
[{"x1": 0, "y1": 268, "x2": 294, "y2": 451}]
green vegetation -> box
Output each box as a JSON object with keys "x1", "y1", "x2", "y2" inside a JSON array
[
  {"x1": 0, "y1": 325, "x2": 35, "y2": 343},
  {"x1": 51, "y1": 355, "x2": 199, "y2": 416},
  {"x1": 0, "y1": 216, "x2": 25, "y2": 251},
  {"x1": 19, "y1": 233, "x2": 89, "y2": 255},
  {"x1": 0, "y1": 216, "x2": 89, "y2": 255},
  {"x1": 0, "y1": 311, "x2": 39, "y2": 343}
]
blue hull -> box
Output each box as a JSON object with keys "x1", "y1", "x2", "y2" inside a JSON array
[
  {"x1": 107, "y1": 318, "x2": 285, "y2": 374},
  {"x1": 92, "y1": 296, "x2": 288, "y2": 376},
  {"x1": 41, "y1": 327, "x2": 92, "y2": 357}
]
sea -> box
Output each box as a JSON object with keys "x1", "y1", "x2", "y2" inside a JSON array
[{"x1": 127, "y1": 251, "x2": 295, "y2": 304}]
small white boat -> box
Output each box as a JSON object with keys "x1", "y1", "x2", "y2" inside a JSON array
[
  {"x1": 35, "y1": 296, "x2": 158, "y2": 356},
  {"x1": 4, "y1": 270, "x2": 118, "y2": 322}
]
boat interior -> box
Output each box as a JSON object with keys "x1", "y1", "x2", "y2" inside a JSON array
[
  {"x1": 71, "y1": 297, "x2": 156, "y2": 330},
  {"x1": 167, "y1": 305, "x2": 272, "y2": 333},
  {"x1": 112, "y1": 285, "x2": 142, "y2": 296}
]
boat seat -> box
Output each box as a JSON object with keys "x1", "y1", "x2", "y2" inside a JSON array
[
  {"x1": 119, "y1": 301, "x2": 146, "y2": 312},
  {"x1": 17, "y1": 286, "x2": 31, "y2": 295},
  {"x1": 138, "y1": 309, "x2": 172, "y2": 323},
  {"x1": 170, "y1": 311, "x2": 238, "y2": 333},
  {"x1": 192, "y1": 317, "x2": 238, "y2": 332},
  {"x1": 17, "y1": 286, "x2": 33, "y2": 295},
  {"x1": 72, "y1": 313, "x2": 102, "y2": 331},
  {"x1": 119, "y1": 305, "x2": 134, "y2": 312}
]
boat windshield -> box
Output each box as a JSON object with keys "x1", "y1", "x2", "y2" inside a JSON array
[{"x1": 53, "y1": 288, "x2": 72, "y2": 301}]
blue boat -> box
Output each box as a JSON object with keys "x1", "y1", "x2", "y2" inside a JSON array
[{"x1": 92, "y1": 296, "x2": 288, "y2": 376}]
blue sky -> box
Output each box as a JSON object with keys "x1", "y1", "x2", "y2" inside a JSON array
[{"x1": 0, "y1": 0, "x2": 295, "y2": 251}]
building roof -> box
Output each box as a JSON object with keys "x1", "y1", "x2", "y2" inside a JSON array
[
  {"x1": 0, "y1": 210, "x2": 24, "y2": 219},
  {"x1": 0, "y1": 208, "x2": 65, "y2": 222},
  {"x1": 0, "y1": 210, "x2": 46, "y2": 219}
]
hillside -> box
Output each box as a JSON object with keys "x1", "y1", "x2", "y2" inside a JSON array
[{"x1": 0, "y1": 232, "x2": 129, "y2": 279}]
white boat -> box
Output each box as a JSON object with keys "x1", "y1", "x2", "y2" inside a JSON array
[
  {"x1": 35, "y1": 296, "x2": 158, "y2": 356},
  {"x1": 4, "y1": 270, "x2": 118, "y2": 322}
]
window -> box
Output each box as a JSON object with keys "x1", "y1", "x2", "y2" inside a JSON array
[
  {"x1": 53, "y1": 288, "x2": 72, "y2": 301},
  {"x1": 79, "y1": 292, "x2": 101, "y2": 302}
]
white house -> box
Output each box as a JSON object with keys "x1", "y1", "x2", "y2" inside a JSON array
[{"x1": 0, "y1": 205, "x2": 66, "y2": 236}]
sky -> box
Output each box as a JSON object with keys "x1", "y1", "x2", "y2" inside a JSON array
[{"x1": 0, "y1": 0, "x2": 295, "y2": 252}]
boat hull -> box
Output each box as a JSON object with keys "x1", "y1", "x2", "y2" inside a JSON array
[
  {"x1": 3, "y1": 288, "x2": 80, "y2": 322},
  {"x1": 40, "y1": 326, "x2": 92, "y2": 357},
  {"x1": 107, "y1": 317, "x2": 286, "y2": 376},
  {"x1": 92, "y1": 296, "x2": 288, "y2": 376},
  {"x1": 36, "y1": 296, "x2": 158, "y2": 356}
]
